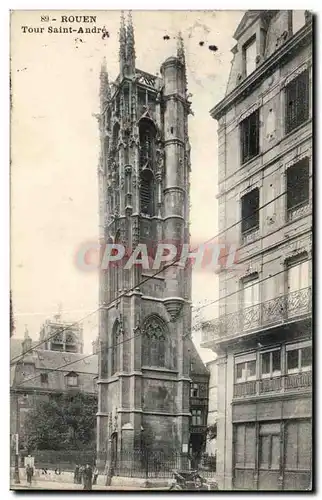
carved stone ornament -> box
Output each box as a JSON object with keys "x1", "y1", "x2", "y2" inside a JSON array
[
  {"x1": 114, "y1": 205, "x2": 120, "y2": 218},
  {"x1": 129, "y1": 133, "x2": 140, "y2": 147},
  {"x1": 132, "y1": 171, "x2": 140, "y2": 189},
  {"x1": 238, "y1": 263, "x2": 261, "y2": 281},
  {"x1": 132, "y1": 217, "x2": 140, "y2": 247},
  {"x1": 108, "y1": 412, "x2": 113, "y2": 431},
  {"x1": 163, "y1": 298, "x2": 184, "y2": 321},
  {"x1": 113, "y1": 410, "x2": 118, "y2": 433},
  {"x1": 238, "y1": 100, "x2": 261, "y2": 124},
  {"x1": 283, "y1": 62, "x2": 309, "y2": 89},
  {"x1": 125, "y1": 164, "x2": 132, "y2": 175}
]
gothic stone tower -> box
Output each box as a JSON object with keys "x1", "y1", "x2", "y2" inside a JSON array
[{"x1": 97, "y1": 13, "x2": 193, "y2": 466}]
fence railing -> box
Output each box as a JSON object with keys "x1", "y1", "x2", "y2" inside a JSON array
[
  {"x1": 233, "y1": 371, "x2": 312, "y2": 398},
  {"x1": 18, "y1": 449, "x2": 96, "y2": 471},
  {"x1": 14, "y1": 449, "x2": 216, "y2": 479},
  {"x1": 201, "y1": 287, "x2": 312, "y2": 345},
  {"x1": 113, "y1": 450, "x2": 216, "y2": 479}
]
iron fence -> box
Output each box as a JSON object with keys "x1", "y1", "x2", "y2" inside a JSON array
[
  {"x1": 15, "y1": 449, "x2": 216, "y2": 479},
  {"x1": 18, "y1": 449, "x2": 96, "y2": 471},
  {"x1": 113, "y1": 450, "x2": 216, "y2": 479}
]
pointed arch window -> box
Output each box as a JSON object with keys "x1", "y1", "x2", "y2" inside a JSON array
[
  {"x1": 140, "y1": 169, "x2": 154, "y2": 216},
  {"x1": 142, "y1": 316, "x2": 166, "y2": 367},
  {"x1": 112, "y1": 123, "x2": 120, "y2": 151},
  {"x1": 139, "y1": 120, "x2": 156, "y2": 216},
  {"x1": 111, "y1": 320, "x2": 121, "y2": 375},
  {"x1": 139, "y1": 120, "x2": 156, "y2": 169}
]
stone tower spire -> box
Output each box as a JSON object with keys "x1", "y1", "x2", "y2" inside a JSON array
[
  {"x1": 119, "y1": 11, "x2": 127, "y2": 76},
  {"x1": 126, "y1": 11, "x2": 136, "y2": 76},
  {"x1": 177, "y1": 31, "x2": 185, "y2": 64},
  {"x1": 100, "y1": 56, "x2": 111, "y2": 108},
  {"x1": 177, "y1": 31, "x2": 187, "y2": 93}
]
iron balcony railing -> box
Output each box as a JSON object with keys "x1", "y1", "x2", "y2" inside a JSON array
[
  {"x1": 233, "y1": 370, "x2": 312, "y2": 398},
  {"x1": 287, "y1": 199, "x2": 311, "y2": 222},
  {"x1": 241, "y1": 226, "x2": 260, "y2": 246},
  {"x1": 201, "y1": 287, "x2": 312, "y2": 345}
]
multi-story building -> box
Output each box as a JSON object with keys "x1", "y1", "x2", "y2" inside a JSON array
[
  {"x1": 205, "y1": 359, "x2": 218, "y2": 457},
  {"x1": 10, "y1": 319, "x2": 97, "y2": 449},
  {"x1": 96, "y1": 12, "x2": 209, "y2": 468},
  {"x1": 188, "y1": 342, "x2": 209, "y2": 458},
  {"x1": 10, "y1": 324, "x2": 208, "y2": 463},
  {"x1": 201, "y1": 10, "x2": 312, "y2": 491}
]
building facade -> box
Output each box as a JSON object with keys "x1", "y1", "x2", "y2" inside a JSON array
[
  {"x1": 205, "y1": 359, "x2": 218, "y2": 457},
  {"x1": 10, "y1": 328, "x2": 208, "y2": 462},
  {"x1": 10, "y1": 322, "x2": 98, "y2": 450},
  {"x1": 39, "y1": 314, "x2": 84, "y2": 353},
  {"x1": 201, "y1": 11, "x2": 312, "y2": 491}
]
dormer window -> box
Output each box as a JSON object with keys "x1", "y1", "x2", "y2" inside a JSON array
[
  {"x1": 66, "y1": 372, "x2": 78, "y2": 387},
  {"x1": 243, "y1": 36, "x2": 257, "y2": 77}
]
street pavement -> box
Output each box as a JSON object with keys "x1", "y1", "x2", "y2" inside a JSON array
[{"x1": 11, "y1": 479, "x2": 167, "y2": 491}]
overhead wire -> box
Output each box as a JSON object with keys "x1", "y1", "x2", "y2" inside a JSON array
[{"x1": 11, "y1": 187, "x2": 311, "y2": 365}]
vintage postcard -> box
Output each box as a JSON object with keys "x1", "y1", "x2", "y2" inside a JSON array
[{"x1": 10, "y1": 9, "x2": 313, "y2": 491}]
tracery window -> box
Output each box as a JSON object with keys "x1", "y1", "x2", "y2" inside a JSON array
[
  {"x1": 142, "y1": 316, "x2": 166, "y2": 367},
  {"x1": 65, "y1": 332, "x2": 75, "y2": 344}
]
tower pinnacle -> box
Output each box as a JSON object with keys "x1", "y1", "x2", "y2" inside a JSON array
[
  {"x1": 126, "y1": 11, "x2": 136, "y2": 75},
  {"x1": 177, "y1": 31, "x2": 188, "y2": 93},
  {"x1": 119, "y1": 11, "x2": 127, "y2": 76},
  {"x1": 24, "y1": 324, "x2": 30, "y2": 339},
  {"x1": 177, "y1": 31, "x2": 185, "y2": 65},
  {"x1": 100, "y1": 56, "x2": 111, "y2": 107},
  {"x1": 22, "y1": 324, "x2": 32, "y2": 353}
]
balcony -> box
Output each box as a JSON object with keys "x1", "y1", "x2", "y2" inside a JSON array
[
  {"x1": 190, "y1": 397, "x2": 208, "y2": 406},
  {"x1": 135, "y1": 69, "x2": 158, "y2": 89},
  {"x1": 287, "y1": 200, "x2": 311, "y2": 222},
  {"x1": 190, "y1": 425, "x2": 207, "y2": 434},
  {"x1": 241, "y1": 226, "x2": 260, "y2": 246},
  {"x1": 233, "y1": 371, "x2": 312, "y2": 398},
  {"x1": 201, "y1": 287, "x2": 311, "y2": 346}
]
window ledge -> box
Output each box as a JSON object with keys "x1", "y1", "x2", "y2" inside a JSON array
[
  {"x1": 141, "y1": 366, "x2": 178, "y2": 374},
  {"x1": 284, "y1": 118, "x2": 311, "y2": 139},
  {"x1": 241, "y1": 153, "x2": 261, "y2": 169}
]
